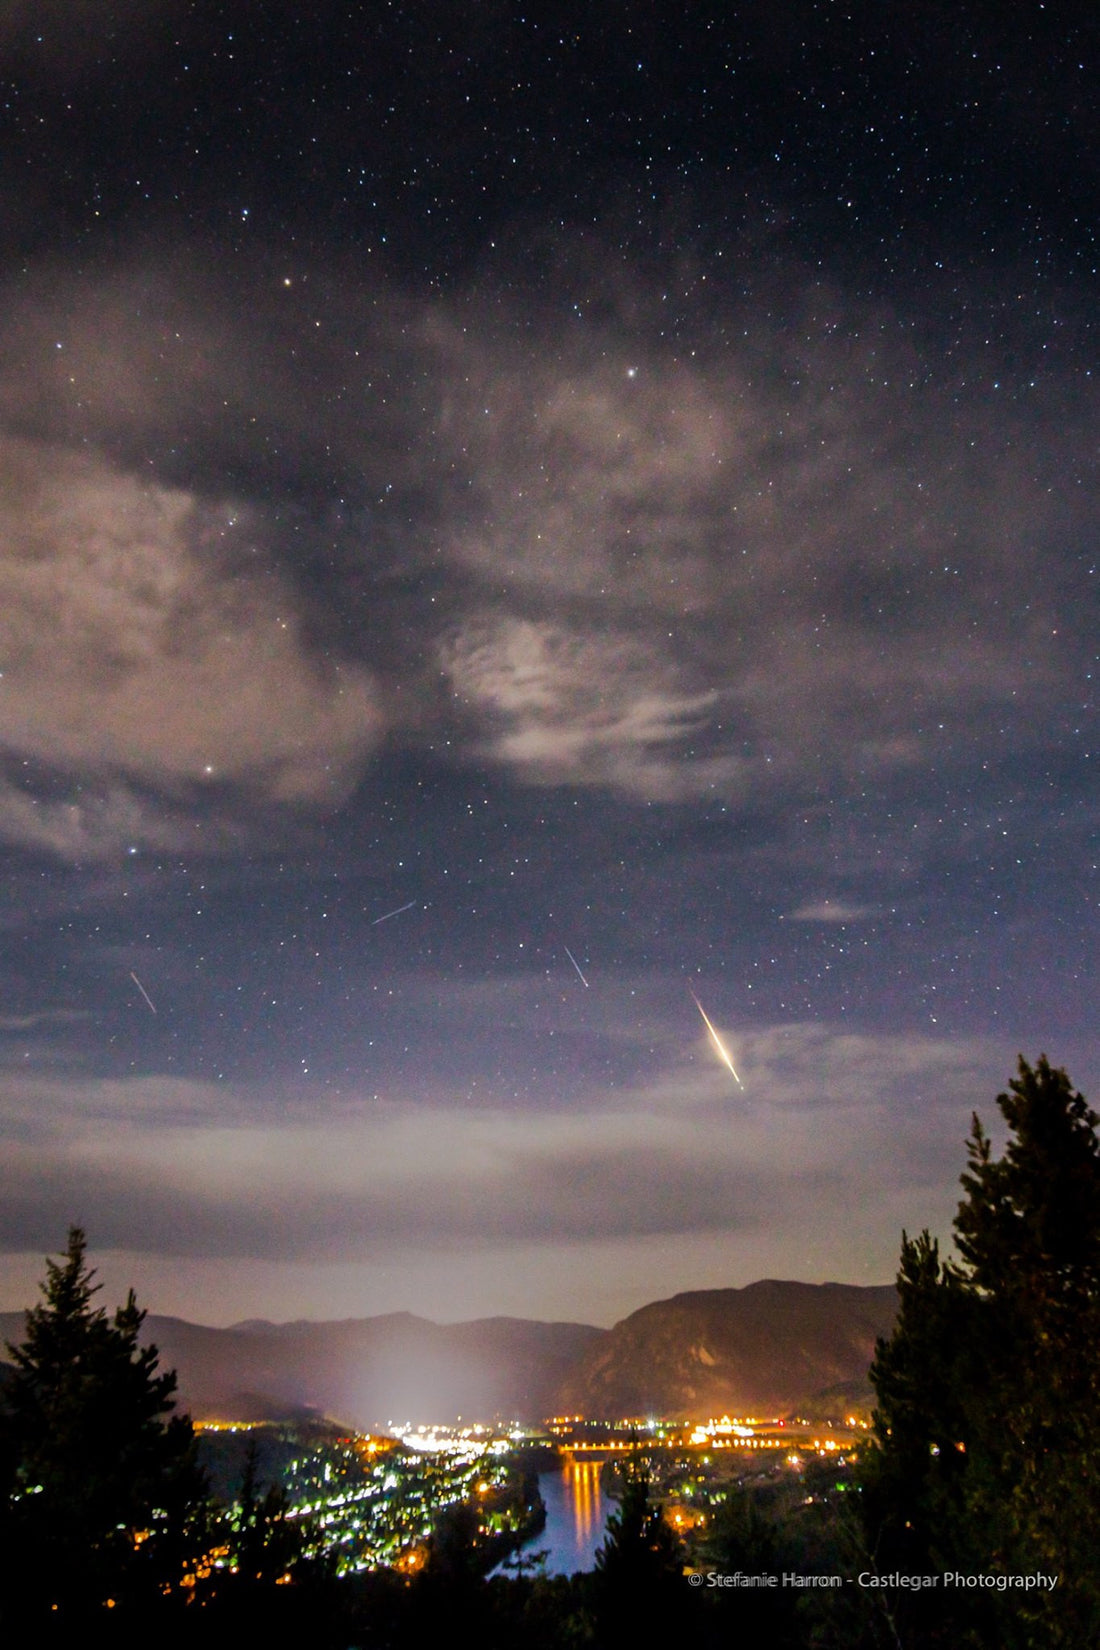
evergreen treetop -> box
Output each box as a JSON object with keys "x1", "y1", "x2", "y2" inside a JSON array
[
  {"x1": 1, "y1": 1227, "x2": 206, "y2": 1631},
  {"x1": 866, "y1": 1057, "x2": 1100, "y2": 1649}
]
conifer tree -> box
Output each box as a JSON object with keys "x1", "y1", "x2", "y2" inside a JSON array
[
  {"x1": 591, "y1": 1454, "x2": 687, "y2": 1649},
  {"x1": 229, "y1": 1434, "x2": 305, "y2": 1587},
  {"x1": 0, "y1": 1228, "x2": 206, "y2": 1631},
  {"x1": 865, "y1": 1058, "x2": 1100, "y2": 1648}
]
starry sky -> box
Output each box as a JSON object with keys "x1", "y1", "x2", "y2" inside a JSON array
[{"x1": 0, "y1": 0, "x2": 1095, "y2": 1328}]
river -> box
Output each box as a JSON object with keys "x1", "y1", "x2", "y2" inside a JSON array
[{"x1": 511, "y1": 1455, "x2": 612, "y2": 1576}]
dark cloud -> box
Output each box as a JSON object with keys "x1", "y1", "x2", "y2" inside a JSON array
[
  {"x1": 0, "y1": 1143, "x2": 768, "y2": 1258},
  {"x1": 0, "y1": 1025, "x2": 990, "y2": 1274},
  {"x1": 0, "y1": 248, "x2": 1090, "y2": 850}
]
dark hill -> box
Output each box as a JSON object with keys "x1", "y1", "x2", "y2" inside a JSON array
[
  {"x1": 1, "y1": 1279, "x2": 897, "y2": 1428},
  {"x1": 554, "y1": 1280, "x2": 897, "y2": 1419},
  {"x1": 0, "y1": 1310, "x2": 604, "y2": 1430}
]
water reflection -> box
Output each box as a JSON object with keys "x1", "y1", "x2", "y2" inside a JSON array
[
  {"x1": 512, "y1": 1453, "x2": 611, "y2": 1576},
  {"x1": 564, "y1": 1456, "x2": 604, "y2": 1555}
]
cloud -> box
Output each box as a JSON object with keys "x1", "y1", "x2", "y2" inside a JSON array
[
  {"x1": 438, "y1": 345, "x2": 733, "y2": 611},
  {"x1": 787, "y1": 900, "x2": 879, "y2": 923},
  {"x1": 0, "y1": 774, "x2": 214, "y2": 861},
  {"x1": 0, "y1": 243, "x2": 1090, "y2": 834},
  {"x1": 423, "y1": 279, "x2": 1088, "y2": 805},
  {"x1": 0, "y1": 437, "x2": 384, "y2": 854},
  {"x1": 0, "y1": 1024, "x2": 999, "y2": 1261},
  {"x1": 441, "y1": 616, "x2": 745, "y2": 800},
  {"x1": 0, "y1": 1096, "x2": 772, "y2": 1255},
  {"x1": 0, "y1": 1010, "x2": 90, "y2": 1033}
]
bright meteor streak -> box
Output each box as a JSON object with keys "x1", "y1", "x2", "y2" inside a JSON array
[
  {"x1": 690, "y1": 989, "x2": 743, "y2": 1087},
  {"x1": 563, "y1": 945, "x2": 589, "y2": 988},
  {"x1": 372, "y1": 900, "x2": 417, "y2": 926},
  {"x1": 129, "y1": 971, "x2": 157, "y2": 1015}
]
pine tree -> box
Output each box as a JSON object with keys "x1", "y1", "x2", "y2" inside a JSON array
[
  {"x1": 591, "y1": 1455, "x2": 687, "y2": 1649},
  {"x1": 0, "y1": 1228, "x2": 206, "y2": 1631},
  {"x1": 229, "y1": 1435, "x2": 305, "y2": 1586},
  {"x1": 865, "y1": 1059, "x2": 1100, "y2": 1648}
]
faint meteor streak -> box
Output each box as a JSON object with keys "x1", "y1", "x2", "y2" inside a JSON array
[
  {"x1": 372, "y1": 900, "x2": 417, "y2": 926},
  {"x1": 690, "y1": 989, "x2": 743, "y2": 1087},
  {"x1": 129, "y1": 971, "x2": 157, "y2": 1015},
  {"x1": 563, "y1": 945, "x2": 589, "y2": 987}
]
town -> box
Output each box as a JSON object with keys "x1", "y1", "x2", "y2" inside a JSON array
[{"x1": 193, "y1": 1409, "x2": 868, "y2": 1577}]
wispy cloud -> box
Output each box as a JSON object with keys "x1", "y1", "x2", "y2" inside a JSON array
[
  {"x1": 441, "y1": 617, "x2": 743, "y2": 800},
  {"x1": 0, "y1": 1010, "x2": 91, "y2": 1032},
  {"x1": 0, "y1": 243, "x2": 1090, "y2": 842},
  {"x1": 787, "y1": 900, "x2": 880, "y2": 923},
  {"x1": 0, "y1": 1023, "x2": 1001, "y2": 1262},
  {"x1": 0, "y1": 437, "x2": 383, "y2": 854}
]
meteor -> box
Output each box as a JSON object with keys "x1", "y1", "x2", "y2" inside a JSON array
[
  {"x1": 563, "y1": 945, "x2": 589, "y2": 988},
  {"x1": 690, "y1": 988, "x2": 743, "y2": 1087},
  {"x1": 372, "y1": 900, "x2": 417, "y2": 926},
  {"x1": 130, "y1": 971, "x2": 157, "y2": 1015}
]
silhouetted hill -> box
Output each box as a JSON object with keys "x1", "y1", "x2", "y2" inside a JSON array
[
  {"x1": 0, "y1": 1310, "x2": 603, "y2": 1429},
  {"x1": 1, "y1": 1279, "x2": 897, "y2": 1427},
  {"x1": 554, "y1": 1280, "x2": 897, "y2": 1418}
]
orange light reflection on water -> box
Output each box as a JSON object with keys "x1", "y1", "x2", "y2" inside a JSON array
[{"x1": 562, "y1": 1456, "x2": 604, "y2": 1549}]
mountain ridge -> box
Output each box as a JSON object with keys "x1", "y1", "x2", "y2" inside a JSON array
[
  {"x1": 557, "y1": 1280, "x2": 898, "y2": 1419},
  {"x1": 0, "y1": 1278, "x2": 897, "y2": 1428}
]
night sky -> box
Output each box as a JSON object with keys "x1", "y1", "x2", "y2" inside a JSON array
[{"x1": 0, "y1": 1, "x2": 1095, "y2": 1327}]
